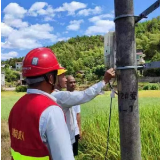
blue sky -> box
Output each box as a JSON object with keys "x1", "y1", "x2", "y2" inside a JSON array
[{"x1": 1, "y1": 0, "x2": 160, "y2": 60}]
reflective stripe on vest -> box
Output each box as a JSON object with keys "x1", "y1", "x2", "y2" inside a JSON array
[{"x1": 11, "y1": 148, "x2": 49, "y2": 160}]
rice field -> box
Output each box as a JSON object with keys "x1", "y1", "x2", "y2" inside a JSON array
[
  {"x1": 1, "y1": 90, "x2": 160, "y2": 160},
  {"x1": 77, "y1": 91, "x2": 160, "y2": 160}
]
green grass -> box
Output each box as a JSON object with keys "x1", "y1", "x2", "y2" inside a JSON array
[
  {"x1": 1, "y1": 91, "x2": 25, "y2": 120},
  {"x1": 76, "y1": 91, "x2": 160, "y2": 160},
  {"x1": 1, "y1": 90, "x2": 160, "y2": 160}
]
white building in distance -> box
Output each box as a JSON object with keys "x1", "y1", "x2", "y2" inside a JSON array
[
  {"x1": 15, "y1": 62, "x2": 23, "y2": 70},
  {"x1": 1, "y1": 72, "x2": 5, "y2": 87}
]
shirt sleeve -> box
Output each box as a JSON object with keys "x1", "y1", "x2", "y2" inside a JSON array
[
  {"x1": 77, "y1": 105, "x2": 80, "y2": 113},
  {"x1": 39, "y1": 106, "x2": 74, "y2": 160},
  {"x1": 73, "y1": 105, "x2": 80, "y2": 114},
  {"x1": 51, "y1": 81, "x2": 105, "y2": 108}
]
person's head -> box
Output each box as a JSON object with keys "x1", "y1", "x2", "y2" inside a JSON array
[
  {"x1": 55, "y1": 67, "x2": 67, "y2": 90},
  {"x1": 22, "y1": 47, "x2": 63, "y2": 94},
  {"x1": 67, "y1": 75, "x2": 76, "y2": 92}
]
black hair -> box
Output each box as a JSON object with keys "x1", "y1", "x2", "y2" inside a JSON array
[
  {"x1": 44, "y1": 70, "x2": 57, "y2": 85},
  {"x1": 27, "y1": 70, "x2": 57, "y2": 88}
]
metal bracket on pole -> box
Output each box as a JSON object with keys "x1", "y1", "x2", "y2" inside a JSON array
[
  {"x1": 116, "y1": 61, "x2": 160, "y2": 70},
  {"x1": 143, "y1": 61, "x2": 160, "y2": 70},
  {"x1": 114, "y1": 1, "x2": 160, "y2": 23},
  {"x1": 135, "y1": 0, "x2": 160, "y2": 23},
  {"x1": 114, "y1": 14, "x2": 146, "y2": 23},
  {"x1": 116, "y1": 66, "x2": 143, "y2": 70},
  {"x1": 114, "y1": 14, "x2": 136, "y2": 21}
]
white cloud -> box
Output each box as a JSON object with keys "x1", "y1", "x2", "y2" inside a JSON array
[
  {"x1": 3, "y1": 3, "x2": 28, "y2": 28},
  {"x1": 28, "y1": 2, "x2": 55, "y2": 21},
  {"x1": 1, "y1": 23, "x2": 57, "y2": 49},
  {"x1": 77, "y1": 6, "x2": 102, "y2": 16},
  {"x1": 85, "y1": 13, "x2": 114, "y2": 35},
  {"x1": 3, "y1": 3, "x2": 27, "y2": 19},
  {"x1": 55, "y1": 1, "x2": 87, "y2": 15},
  {"x1": 60, "y1": 23, "x2": 65, "y2": 26},
  {"x1": 4, "y1": 17, "x2": 28, "y2": 28},
  {"x1": 2, "y1": 3, "x2": 57, "y2": 50},
  {"x1": 89, "y1": 14, "x2": 114, "y2": 22},
  {"x1": 45, "y1": 5, "x2": 55, "y2": 15},
  {"x1": 1, "y1": 42, "x2": 11, "y2": 49},
  {"x1": 22, "y1": 24, "x2": 55, "y2": 40},
  {"x1": 1, "y1": 23, "x2": 13, "y2": 37},
  {"x1": 67, "y1": 20, "x2": 84, "y2": 31},
  {"x1": 44, "y1": 16, "x2": 54, "y2": 22},
  {"x1": 58, "y1": 37, "x2": 70, "y2": 41},
  {"x1": 63, "y1": 31, "x2": 68, "y2": 34},
  {"x1": 85, "y1": 20, "x2": 114, "y2": 35},
  {"x1": 1, "y1": 39, "x2": 42, "y2": 50},
  {"x1": 1, "y1": 51, "x2": 18, "y2": 60},
  {"x1": 29, "y1": 2, "x2": 47, "y2": 10},
  {"x1": 28, "y1": 2, "x2": 48, "y2": 16}
]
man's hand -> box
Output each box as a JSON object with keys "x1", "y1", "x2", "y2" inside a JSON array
[{"x1": 103, "y1": 68, "x2": 115, "y2": 84}]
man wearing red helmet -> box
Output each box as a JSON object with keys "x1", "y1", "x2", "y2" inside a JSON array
[{"x1": 8, "y1": 48, "x2": 74, "y2": 160}]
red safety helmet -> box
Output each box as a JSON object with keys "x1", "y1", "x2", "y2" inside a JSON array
[{"x1": 22, "y1": 47, "x2": 63, "y2": 77}]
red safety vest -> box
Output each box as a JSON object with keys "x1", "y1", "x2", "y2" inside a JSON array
[{"x1": 8, "y1": 93, "x2": 63, "y2": 160}]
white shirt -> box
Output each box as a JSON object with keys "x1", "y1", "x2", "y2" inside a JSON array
[
  {"x1": 53, "y1": 89, "x2": 76, "y2": 144},
  {"x1": 73, "y1": 105, "x2": 81, "y2": 136},
  {"x1": 51, "y1": 81, "x2": 105, "y2": 144},
  {"x1": 27, "y1": 89, "x2": 74, "y2": 160}
]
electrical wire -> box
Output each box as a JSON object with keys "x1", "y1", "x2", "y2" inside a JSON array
[
  {"x1": 104, "y1": 96, "x2": 113, "y2": 160},
  {"x1": 108, "y1": 81, "x2": 118, "y2": 95},
  {"x1": 104, "y1": 82, "x2": 117, "y2": 160}
]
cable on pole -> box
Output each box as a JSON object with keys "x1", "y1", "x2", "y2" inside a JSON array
[{"x1": 104, "y1": 82, "x2": 117, "y2": 160}]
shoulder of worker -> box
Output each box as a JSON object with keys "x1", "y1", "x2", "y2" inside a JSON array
[
  {"x1": 41, "y1": 105, "x2": 64, "y2": 118},
  {"x1": 26, "y1": 88, "x2": 63, "y2": 114},
  {"x1": 39, "y1": 105, "x2": 65, "y2": 133}
]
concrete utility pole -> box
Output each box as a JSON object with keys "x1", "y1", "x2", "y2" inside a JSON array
[{"x1": 114, "y1": 0, "x2": 142, "y2": 160}]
